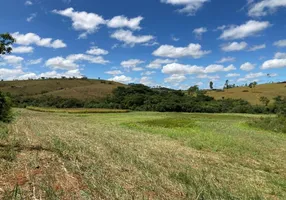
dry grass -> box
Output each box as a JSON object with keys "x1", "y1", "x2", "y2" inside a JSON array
[
  {"x1": 0, "y1": 109, "x2": 285, "y2": 199},
  {"x1": 0, "y1": 79, "x2": 124, "y2": 100},
  {"x1": 207, "y1": 83, "x2": 286, "y2": 104},
  {"x1": 26, "y1": 107, "x2": 129, "y2": 113}
]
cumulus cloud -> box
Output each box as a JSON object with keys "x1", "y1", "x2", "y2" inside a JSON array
[
  {"x1": 240, "y1": 62, "x2": 256, "y2": 71},
  {"x1": 274, "y1": 52, "x2": 286, "y2": 59},
  {"x1": 0, "y1": 68, "x2": 25, "y2": 80},
  {"x1": 12, "y1": 46, "x2": 34, "y2": 54},
  {"x1": 162, "y1": 63, "x2": 204, "y2": 75},
  {"x1": 216, "y1": 57, "x2": 236, "y2": 63},
  {"x1": 226, "y1": 73, "x2": 240, "y2": 77},
  {"x1": 248, "y1": 0, "x2": 286, "y2": 17},
  {"x1": 1, "y1": 55, "x2": 24, "y2": 66},
  {"x1": 46, "y1": 54, "x2": 108, "y2": 70},
  {"x1": 52, "y1": 8, "x2": 106, "y2": 38},
  {"x1": 160, "y1": 0, "x2": 210, "y2": 15},
  {"x1": 108, "y1": 75, "x2": 133, "y2": 84},
  {"x1": 204, "y1": 64, "x2": 236, "y2": 73},
  {"x1": 121, "y1": 59, "x2": 144, "y2": 70},
  {"x1": 86, "y1": 46, "x2": 109, "y2": 55},
  {"x1": 193, "y1": 27, "x2": 207, "y2": 38},
  {"x1": 107, "y1": 16, "x2": 143, "y2": 30},
  {"x1": 27, "y1": 58, "x2": 42, "y2": 65},
  {"x1": 219, "y1": 20, "x2": 270, "y2": 40},
  {"x1": 164, "y1": 74, "x2": 186, "y2": 83},
  {"x1": 147, "y1": 59, "x2": 176, "y2": 69},
  {"x1": 261, "y1": 59, "x2": 286, "y2": 69},
  {"x1": 140, "y1": 76, "x2": 154, "y2": 86},
  {"x1": 111, "y1": 29, "x2": 154, "y2": 46},
  {"x1": 248, "y1": 44, "x2": 266, "y2": 51},
  {"x1": 197, "y1": 74, "x2": 220, "y2": 80},
  {"x1": 153, "y1": 43, "x2": 211, "y2": 58},
  {"x1": 273, "y1": 40, "x2": 286, "y2": 47},
  {"x1": 12, "y1": 32, "x2": 66, "y2": 48},
  {"x1": 141, "y1": 71, "x2": 156, "y2": 76},
  {"x1": 221, "y1": 42, "x2": 248, "y2": 52},
  {"x1": 105, "y1": 70, "x2": 123, "y2": 75}
]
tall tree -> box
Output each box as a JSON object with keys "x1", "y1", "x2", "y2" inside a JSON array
[
  {"x1": 224, "y1": 80, "x2": 229, "y2": 90},
  {"x1": 209, "y1": 81, "x2": 213, "y2": 90},
  {"x1": 188, "y1": 85, "x2": 199, "y2": 96},
  {"x1": 0, "y1": 33, "x2": 16, "y2": 55}
]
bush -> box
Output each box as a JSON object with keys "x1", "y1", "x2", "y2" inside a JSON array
[{"x1": 0, "y1": 92, "x2": 12, "y2": 122}]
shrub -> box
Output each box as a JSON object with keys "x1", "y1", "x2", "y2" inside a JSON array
[
  {"x1": 0, "y1": 92, "x2": 12, "y2": 122},
  {"x1": 242, "y1": 90, "x2": 249, "y2": 92},
  {"x1": 249, "y1": 116, "x2": 286, "y2": 134}
]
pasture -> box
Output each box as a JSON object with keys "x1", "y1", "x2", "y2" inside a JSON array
[{"x1": 0, "y1": 109, "x2": 285, "y2": 199}]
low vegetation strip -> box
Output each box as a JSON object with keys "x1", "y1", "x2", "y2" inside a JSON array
[
  {"x1": 26, "y1": 106, "x2": 129, "y2": 113},
  {"x1": 1, "y1": 109, "x2": 285, "y2": 199}
]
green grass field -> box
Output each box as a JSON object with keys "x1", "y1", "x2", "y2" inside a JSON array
[{"x1": 0, "y1": 109, "x2": 285, "y2": 199}]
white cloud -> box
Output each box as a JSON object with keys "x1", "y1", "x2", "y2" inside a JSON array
[
  {"x1": 108, "y1": 75, "x2": 133, "y2": 84},
  {"x1": 66, "y1": 54, "x2": 109, "y2": 64},
  {"x1": 248, "y1": 0, "x2": 286, "y2": 17},
  {"x1": 216, "y1": 57, "x2": 236, "y2": 63},
  {"x1": 171, "y1": 35, "x2": 180, "y2": 41},
  {"x1": 141, "y1": 71, "x2": 156, "y2": 76},
  {"x1": 105, "y1": 70, "x2": 123, "y2": 75},
  {"x1": 1, "y1": 55, "x2": 24, "y2": 65},
  {"x1": 245, "y1": 72, "x2": 266, "y2": 79},
  {"x1": 261, "y1": 59, "x2": 286, "y2": 69},
  {"x1": 248, "y1": 44, "x2": 266, "y2": 51},
  {"x1": 111, "y1": 29, "x2": 154, "y2": 46},
  {"x1": 140, "y1": 76, "x2": 154, "y2": 86},
  {"x1": 0, "y1": 68, "x2": 25, "y2": 80},
  {"x1": 219, "y1": 20, "x2": 270, "y2": 40},
  {"x1": 86, "y1": 46, "x2": 109, "y2": 55},
  {"x1": 25, "y1": 1, "x2": 33, "y2": 5},
  {"x1": 12, "y1": 32, "x2": 66, "y2": 48},
  {"x1": 147, "y1": 59, "x2": 176, "y2": 69},
  {"x1": 204, "y1": 64, "x2": 236, "y2": 73},
  {"x1": 107, "y1": 16, "x2": 143, "y2": 30},
  {"x1": 12, "y1": 46, "x2": 34, "y2": 54},
  {"x1": 160, "y1": 0, "x2": 210, "y2": 15},
  {"x1": 52, "y1": 8, "x2": 106, "y2": 38},
  {"x1": 153, "y1": 43, "x2": 211, "y2": 58},
  {"x1": 45, "y1": 54, "x2": 108, "y2": 70},
  {"x1": 27, "y1": 13, "x2": 37, "y2": 22},
  {"x1": 197, "y1": 74, "x2": 220, "y2": 80},
  {"x1": 240, "y1": 62, "x2": 256, "y2": 71},
  {"x1": 27, "y1": 58, "x2": 42, "y2": 65},
  {"x1": 221, "y1": 42, "x2": 248, "y2": 52},
  {"x1": 46, "y1": 57, "x2": 78, "y2": 70},
  {"x1": 274, "y1": 52, "x2": 286, "y2": 59},
  {"x1": 162, "y1": 63, "x2": 204, "y2": 74},
  {"x1": 121, "y1": 59, "x2": 144, "y2": 70},
  {"x1": 273, "y1": 40, "x2": 286, "y2": 47},
  {"x1": 193, "y1": 27, "x2": 207, "y2": 38},
  {"x1": 226, "y1": 73, "x2": 240, "y2": 77},
  {"x1": 164, "y1": 74, "x2": 186, "y2": 83}
]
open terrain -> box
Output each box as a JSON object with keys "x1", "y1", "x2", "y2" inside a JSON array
[
  {"x1": 207, "y1": 83, "x2": 286, "y2": 105},
  {"x1": 0, "y1": 109, "x2": 285, "y2": 199},
  {"x1": 0, "y1": 79, "x2": 124, "y2": 100}
]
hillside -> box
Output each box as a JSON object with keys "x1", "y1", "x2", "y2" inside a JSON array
[
  {"x1": 207, "y1": 83, "x2": 286, "y2": 105},
  {"x1": 0, "y1": 79, "x2": 125, "y2": 100}
]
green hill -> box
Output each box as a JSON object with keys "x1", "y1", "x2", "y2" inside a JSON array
[
  {"x1": 207, "y1": 83, "x2": 286, "y2": 105},
  {"x1": 0, "y1": 79, "x2": 125, "y2": 100}
]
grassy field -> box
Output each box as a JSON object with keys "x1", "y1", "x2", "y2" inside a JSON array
[
  {"x1": 0, "y1": 109, "x2": 286, "y2": 199},
  {"x1": 0, "y1": 79, "x2": 124, "y2": 100},
  {"x1": 207, "y1": 83, "x2": 286, "y2": 104},
  {"x1": 26, "y1": 107, "x2": 129, "y2": 113}
]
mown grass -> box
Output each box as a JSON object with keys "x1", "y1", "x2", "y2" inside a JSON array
[
  {"x1": 26, "y1": 106, "x2": 129, "y2": 113},
  {"x1": 0, "y1": 109, "x2": 285, "y2": 199}
]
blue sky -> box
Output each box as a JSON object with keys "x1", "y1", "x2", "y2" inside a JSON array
[{"x1": 1, "y1": 0, "x2": 286, "y2": 89}]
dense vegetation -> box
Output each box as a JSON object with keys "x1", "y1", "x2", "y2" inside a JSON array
[{"x1": 10, "y1": 84, "x2": 286, "y2": 115}]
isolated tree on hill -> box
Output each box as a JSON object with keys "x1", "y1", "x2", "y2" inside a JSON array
[
  {"x1": 259, "y1": 96, "x2": 270, "y2": 106},
  {"x1": 209, "y1": 81, "x2": 213, "y2": 90},
  {"x1": 0, "y1": 33, "x2": 15, "y2": 55},
  {"x1": 224, "y1": 80, "x2": 229, "y2": 90},
  {"x1": 188, "y1": 85, "x2": 199, "y2": 96}
]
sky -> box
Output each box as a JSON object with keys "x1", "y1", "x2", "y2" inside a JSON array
[{"x1": 1, "y1": 0, "x2": 286, "y2": 89}]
